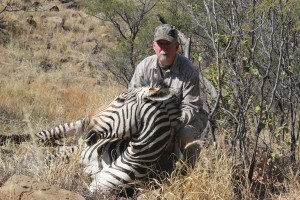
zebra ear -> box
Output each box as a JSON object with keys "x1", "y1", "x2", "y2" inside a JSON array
[{"x1": 145, "y1": 87, "x2": 176, "y2": 101}]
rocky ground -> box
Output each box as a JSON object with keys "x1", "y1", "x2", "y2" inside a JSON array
[{"x1": 0, "y1": 175, "x2": 85, "y2": 200}]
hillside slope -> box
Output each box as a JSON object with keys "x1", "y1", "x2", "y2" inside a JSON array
[{"x1": 0, "y1": 0, "x2": 124, "y2": 133}]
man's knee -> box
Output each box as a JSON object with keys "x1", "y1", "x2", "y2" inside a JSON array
[
  {"x1": 176, "y1": 110, "x2": 208, "y2": 143},
  {"x1": 175, "y1": 125, "x2": 197, "y2": 148},
  {"x1": 175, "y1": 122, "x2": 207, "y2": 166}
]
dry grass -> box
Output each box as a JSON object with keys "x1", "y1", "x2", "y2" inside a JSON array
[
  {"x1": 0, "y1": 2, "x2": 124, "y2": 197},
  {"x1": 0, "y1": 1, "x2": 123, "y2": 133},
  {"x1": 1, "y1": 1, "x2": 300, "y2": 199},
  {"x1": 139, "y1": 148, "x2": 237, "y2": 200}
]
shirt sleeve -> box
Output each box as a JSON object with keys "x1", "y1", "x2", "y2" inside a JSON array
[
  {"x1": 178, "y1": 72, "x2": 202, "y2": 127},
  {"x1": 128, "y1": 61, "x2": 145, "y2": 89}
]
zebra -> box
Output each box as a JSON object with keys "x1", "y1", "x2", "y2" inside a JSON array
[{"x1": 0, "y1": 86, "x2": 181, "y2": 193}]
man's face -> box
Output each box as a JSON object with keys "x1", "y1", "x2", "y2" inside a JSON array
[{"x1": 152, "y1": 39, "x2": 179, "y2": 67}]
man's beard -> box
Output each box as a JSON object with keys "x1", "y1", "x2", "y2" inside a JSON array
[{"x1": 158, "y1": 53, "x2": 170, "y2": 67}]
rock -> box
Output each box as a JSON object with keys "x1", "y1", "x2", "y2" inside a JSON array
[
  {"x1": 33, "y1": 1, "x2": 41, "y2": 8},
  {"x1": 137, "y1": 189, "x2": 161, "y2": 200},
  {"x1": 64, "y1": 2, "x2": 80, "y2": 9},
  {"x1": 43, "y1": 16, "x2": 63, "y2": 29},
  {"x1": 0, "y1": 174, "x2": 84, "y2": 200},
  {"x1": 79, "y1": 40, "x2": 98, "y2": 52},
  {"x1": 49, "y1": 5, "x2": 59, "y2": 12},
  {"x1": 26, "y1": 16, "x2": 37, "y2": 28},
  {"x1": 101, "y1": 33, "x2": 109, "y2": 39},
  {"x1": 59, "y1": 0, "x2": 73, "y2": 3}
]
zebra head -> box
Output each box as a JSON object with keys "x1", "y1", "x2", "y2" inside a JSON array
[{"x1": 85, "y1": 87, "x2": 180, "y2": 145}]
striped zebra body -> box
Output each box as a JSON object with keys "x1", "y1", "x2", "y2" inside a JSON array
[
  {"x1": 87, "y1": 91, "x2": 179, "y2": 191},
  {"x1": 4, "y1": 87, "x2": 181, "y2": 193},
  {"x1": 83, "y1": 87, "x2": 180, "y2": 192}
]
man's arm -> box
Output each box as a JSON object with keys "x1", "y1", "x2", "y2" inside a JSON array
[
  {"x1": 128, "y1": 61, "x2": 144, "y2": 89},
  {"x1": 178, "y1": 74, "x2": 202, "y2": 127}
]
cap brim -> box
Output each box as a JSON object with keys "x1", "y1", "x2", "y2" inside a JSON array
[{"x1": 154, "y1": 36, "x2": 176, "y2": 42}]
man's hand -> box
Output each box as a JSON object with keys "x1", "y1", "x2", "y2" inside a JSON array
[{"x1": 175, "y1": 116, "x2": 185, "y2": 130}]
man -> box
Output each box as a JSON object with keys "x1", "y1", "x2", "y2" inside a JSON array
[{"x1": 128, "y1": 24, "x2": 208, "y2": 166}]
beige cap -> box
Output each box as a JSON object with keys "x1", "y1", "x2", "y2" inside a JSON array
[{"x1": 154, "y1": 24, "x2": 178, "y2": 42}]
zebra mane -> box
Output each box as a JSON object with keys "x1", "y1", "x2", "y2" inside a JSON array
[{"x1": 145, "y1": 87, "x2": 178, "y2": 102}]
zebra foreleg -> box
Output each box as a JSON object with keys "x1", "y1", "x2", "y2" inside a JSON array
[
  {"x1": 89, "y1": 164, "x2": 137, "y2": 193},
  {"x1": 81, "y1": 139, "x2": 131, "y2": 193},
  {"x1": 35, "y1": 118, "x2": 86, "y2": 144}
]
